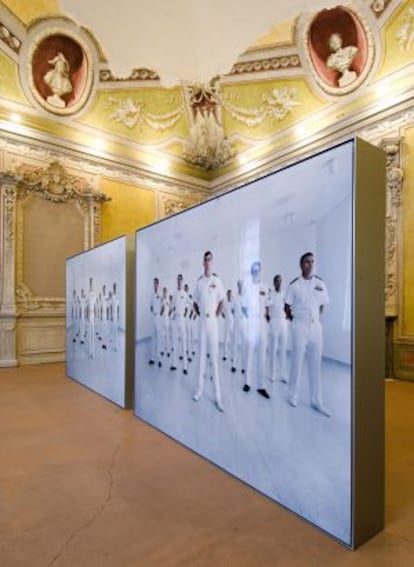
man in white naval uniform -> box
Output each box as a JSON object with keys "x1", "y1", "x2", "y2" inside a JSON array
[
  {"x1": 183, "y1": 284, "x2": 194, "y2": 361},
  {"x1": 149, "y1": 277, "x2": 162, "y2": 365},
  {"x1": 284, "y1": 252, "x2": 330, "y2": 417},
  {"x1": 193, "y1": 251, "x2": 225, "y2": 412},
  {"x1": 87, "y1": 278, "x2": 97, "y2": 360},
  {"x1": 222, "y1": 289, "x2": 234, "y2": 362},
  {"x1": 159, "y1": 286, "x2": 171, "y2": 361},
  {"x1": 171, "y1": 274, "x2": 188, "y2": 375},
  {"x1": 241, "y1": 261, "x2": 271, "y2": 399},
  {"x1": 231, "y1": 280, "x2": 246, "y2": 374},
  {"x1": 111, "y1": 282, "x2": 120, "y2": 352},
  {"x1": 266, "y1": 274, "x2": 288, "y2": 383},
  {"x1": 79, "y1": 288, "x2": 87, "y2": 345}
]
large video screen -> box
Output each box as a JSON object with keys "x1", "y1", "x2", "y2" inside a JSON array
[
  {"x1": 135, "y1": 141, "x2": 354, "y2": 544},
  {"x1": 66, "y1": 236, "x2": 128, "y2": 407}
]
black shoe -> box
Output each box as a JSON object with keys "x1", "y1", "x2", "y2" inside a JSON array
[
  {"x1": 158, "y1": 361, "x2": 162, "y2": 367},
  {"x1": 160, "y1": 351, "x2": 164, "y2": 356},
  {"x1": 170, "y1": 366, "x2": 177, "y2": 371},
  {"x1": 222, "y1": 357, "x2": 226, "y2": 361},
  {"x1": 73, "y1": 339, "x2": 76, "y2": 343},
  {"x1": 257, "y1": 388, "x2": 270, "y2": 399},
  {"x1": 243, "y1": 384, "x2": 250, "y2": 392},
  {"x1": 98, "y1": 337, "x2": 102, "y2": 341},
  {"x1": 167, "y1": 353, "x2": 170, "y2": 357},
  {"x1": 183, "y1": 369, "x2": 188, "y2": 375},
  {"x1": 192, "y1": 351, "x2": 195, "y2": 356},
  {"x1": 241, "y1": 369, "x2": 245, "y2": 374},
  {"x1": 231, "y1": 367, "x2": 236, "y2": 373},
  {"x1": 179, "y1": 356, "x2": 183, "y2": 360},
  {"x1": 80, "y1": 340, "x2": 84, "y2": 345},
  {"x1": 149, "y1": 360, "x2": 155, "y2": 365},
  {"x1": 188, "y1": 358, "x2": 192, "y2": 362},
  {"x1": 102, "y1": 345, "x2": 107, "y2": 350}
]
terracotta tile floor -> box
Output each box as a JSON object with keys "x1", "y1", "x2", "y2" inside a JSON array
[{"x1": 0, "y1": 364, "x2": 412, "y2": 566}]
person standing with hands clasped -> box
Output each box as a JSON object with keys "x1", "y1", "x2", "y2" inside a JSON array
[
  {"x1": 193, "y1": 251, "x2": 225, "y2": 412},
  {"x1": 285, "y1": 252, "x2": 330, "y2": 417}
]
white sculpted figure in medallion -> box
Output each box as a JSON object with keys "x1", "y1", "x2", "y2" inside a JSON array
[
  {"x1": 326, "y1": 33, "x2": 358, "y2": 88},
  {"x1": 44, "y1": 52, "x2": 73, "y2": 108}
]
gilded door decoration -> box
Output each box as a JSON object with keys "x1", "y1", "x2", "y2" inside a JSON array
[
  {"x1": 381, "y1": 139, "x2": 403, "y2": 317},
  {"x1": 15, "y1": 161, "x2": 109, "y2": 205},
  {"x1": 0, "y1": 160, "x2": 110, "y2": 366},
  {"x1": 158, "y1": 192, "x2": 201, "y2": 219}
]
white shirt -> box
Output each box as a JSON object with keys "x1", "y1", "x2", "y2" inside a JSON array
[
  {"x1": 232, "y1": 294, "x2": 244, "y2": 321},
  {"x1": 150, "y1": 291, "x2": 162, "y2": 317},
  {"x1": 268, "y1": 289, "x2": 286, "y2": 320},
  {"x1": 194, "y1": 273, "x2": 225, "y2": 318},
  {"x1": 160, "y1": 298, "x2": 170, "y2": 320},
  {"x1": 112, "y1": 293, "x2": 120, "y2": 322},
  {"x1": 241, "y1": 280, "x2": 270, "y2": 318},
  {"x1": 172, "y1": 289, "x2": 188, "y2": 317},
  {"x1": 223, "y1": 299, "x2": 234, "y2": 323},
  {"x1": 285, "y1": 276, "x2": 329, "y2": 323}
]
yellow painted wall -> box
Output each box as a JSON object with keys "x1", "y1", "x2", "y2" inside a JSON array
[
  {"x1": 402, "y1": 125, "x2": 414, "y2": 336},
  {"x1": 0, "y1": 52, "x2": 27, "y2": 104},
  {"x1": 3, "y1": 0, "x2": 60, "y2": 23},
  {"x1": 100, "y1": 178, "x2": 156, "y2": 243}
]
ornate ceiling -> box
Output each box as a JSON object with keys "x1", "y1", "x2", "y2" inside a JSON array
[{"x1": 0, "y1": 0, "x2": 413, "y2": 190}]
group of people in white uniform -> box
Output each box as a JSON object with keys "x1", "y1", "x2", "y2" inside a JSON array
[
  {"x1": 149, "y1": 251, "x2": 330, "y2": 417},
  {"x1": 70, "y1": 278, "x2": 120, "y2": 360}
]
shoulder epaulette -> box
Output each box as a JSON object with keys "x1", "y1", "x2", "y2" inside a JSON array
[
  {"x1": 197, "y1": 275, "x2": 203, "y2": 281},
  {"x1": 212, "y1": 272, "x2": 218, "y2": 276},
  {"x1": 314, "y1": 275, "x2": 323, "y2": 281},
  {"x1": 289, "y1": 277, "x2": 299, "y2": 285}
]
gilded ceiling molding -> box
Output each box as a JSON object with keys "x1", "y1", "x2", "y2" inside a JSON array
[
  {"x1": 100, "y1": 68, "x2": 160, "y2": 83},
  {"x1": 297, "y1": 3, "x2": 379, "y2": 97},
  {"x1": 105, "y1": 96, "x2": 184, "y2": 130},
  {"x1": 0, "y1": 133, "x2": 210, "y2": 197},
  {"x1": 370, "y1": 1, "x2": 392, "y2": 18},
  {"x1": 18, "y1": 17, "x2": 99, "y2": 117},
  {"x1": 228, "y1": 54, "x2": 301, "y2": 76},
  {"x1": 0, "y1": 20, "x2": 21, "y2": 54},
  {"x1": 182, "y1": 81, "x2": 236, "y2": 172}
]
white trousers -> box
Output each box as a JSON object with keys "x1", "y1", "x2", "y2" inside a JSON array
[
  {"x1": 88, "y1": 320, "x2": 95, "y2": 359},
  {"x1": 270, "y1": 318, "x2": 288, "y2": 380},
  {"x1": 172, "y1": 316, "x2": 188, "y2": 369},
  {"x1": 232, "y1": 317, "x2": 246, "y2": 369},
  {"x1": 223, "y1": 318, "x2": 234, "y2": 359},
  {"x1": 195, "y1": 316, "x2": 222, "y2": 403},
  {"x1": 245, "y1": 316, "x2": 268, "y2": 389},
  {"x1": 160, "y1": 318, "x2": 170, "y2": 354},
  {"x1": 288, "y1": 319, "x2": 323, "y2": 406},
  {"x1": 151, "y1": 316, "x2": 159, "y2": 360}
]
